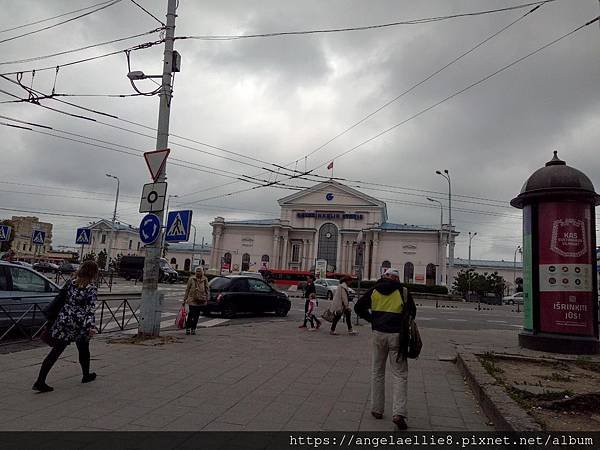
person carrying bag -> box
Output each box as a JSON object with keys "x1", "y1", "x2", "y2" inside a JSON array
[{"x1": 182, "y1": 267, "x2": 209, "y2": 335}]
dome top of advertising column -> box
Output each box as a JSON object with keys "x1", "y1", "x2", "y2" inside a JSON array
[{"x1": 511, "y1": 151, "x2": 600, "y2": 208}]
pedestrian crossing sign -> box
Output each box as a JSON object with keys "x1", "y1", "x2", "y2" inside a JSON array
[
  {"x1": 76, "y1": 228, "x2": 91, "y2": 245},
  {"x1": 0, "y1": 224, "x2": 11, "y2": 242},
  {"x1": 165, "y1": 210, "x2": 192, "y2": 242},
  {"x1": 31, "y1": 230, "x2": 46, "y2": 245}
]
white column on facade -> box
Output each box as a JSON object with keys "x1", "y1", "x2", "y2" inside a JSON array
[
  {"x1": 272, "y1": 234, "x2": 279, "y2": 269},
  {"x1": 308, "y1": 238, "x2": 314, "y2": 270},
  {"x1": 371, "y1": 237, "x2": 380, "y2": 279},
  {"x1": 335, "y1": 231, "x2": 342, "y2": 272},
  {"x1": 343, "y1": 240, "x2": 350, "y2": 273},
  {"x1": 301, "y1": 239, "x2": 308, "y2": 270},
  {"x1": 364, "y1": 233, "x2": 372, "y2": 280},
  {"x1": 282, "y1": 236, "x2": 289, "y2": 270}
]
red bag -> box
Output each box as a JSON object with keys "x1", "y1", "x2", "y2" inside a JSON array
[{"x1": 175, "y1": 305, "x2": 187, "y2": 329}]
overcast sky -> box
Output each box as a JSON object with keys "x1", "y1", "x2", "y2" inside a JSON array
[{"x1": 0, "y1": 0, "x2": 598, "y2": 262}]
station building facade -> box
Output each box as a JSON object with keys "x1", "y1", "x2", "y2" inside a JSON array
[{"x1": 210, "y1": 181, "x2": 455, "y2": 284}]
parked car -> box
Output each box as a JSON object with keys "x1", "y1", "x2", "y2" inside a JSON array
[
  {"x1": 32, "y1": 261, "x2": 59, "y2": 274},
  {"x1": 0, "y1": 261, "x2": 60, "y2": 330},
  {"x1": 503, "y1": 292, "x2": 524, "y2": 305},
  {"x1": 118, "y1": 256, "x2": 178, "y2": 283},
  {"x1": 11, "y1": 261, "x2": 33, "y2": 268},
  {"x1": 314, "y1": 278, "x2": 356, "y2": 300},
  {"x1": 58, "y1": 262, "x2": 80, "y2": 273},
  {"x1": 236, "y1": 271, "x2": 264, "y2": 280},
  {"x1": 202, "y1": 275, "x2": 290, "y2": 318}
]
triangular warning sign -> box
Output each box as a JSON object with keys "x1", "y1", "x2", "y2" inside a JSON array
[
  {"x1": 144, "y1": 148, "x2": 170, "y2": 182},
  {"x1": 0, "y1": 228, "x2": 7, "y2": 240},
  {"x1": 166, "y1": 213, "x2": 185, "y2": 237},
  {"x1": 32, "y1": 232, "x2": 44, "y2": 245}
]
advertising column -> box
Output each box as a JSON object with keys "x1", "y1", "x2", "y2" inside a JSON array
[
  {"x1": 537, "y1": 202, "x2": 595, "y2": 337},
  {"x1": 522, "y1": 205, "x2": 534, "y2": 330}
]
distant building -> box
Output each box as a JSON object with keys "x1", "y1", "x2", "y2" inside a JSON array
[
  {"x1": 10, "y1": 216, "x2": 53, "y2": 261},
  {"x1": 450, "y1": 258, "x2": 523, "y2": 294},
  {"x1": 210, "y1": 180, "x2": 458, "y2": 283},
  {"x1": 165, "y1": 242, "x2": 211, "y2": 272},
  {"x1": 86, "y1": 219, "x2": 144, "y2": 263}
]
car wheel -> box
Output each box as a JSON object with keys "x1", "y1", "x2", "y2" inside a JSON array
[
  {"x1": 221, "y1": 302, "x2": 236, "y2": 319},
  {"x1": 275, "y1": 303, "x2": 289, "y2": 317},
  {"x1": 327, "y1": 291, "x2": 333, "y2": 300}
]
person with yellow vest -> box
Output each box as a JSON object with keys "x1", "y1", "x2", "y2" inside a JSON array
[{"x1": 354, "y1": 267, "x2": 417, "y2": 430}]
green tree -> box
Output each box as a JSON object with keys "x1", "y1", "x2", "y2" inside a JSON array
[
  {"x1": 96, "y1": 249, "x2": 107, "y2": 269},
  {"x1": 83, "y1": 251, "x2": 96, "y2": 262},
  {"x1": 0, "y1": 219, "x2": 15, "y2": 253},
  {"x1": 452, "y1": 269, "x2": 505, "y2": 297}
]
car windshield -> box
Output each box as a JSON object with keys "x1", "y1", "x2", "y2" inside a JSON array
[
  {"x1": 325, "y1": 280, "x2": 340, "y2": 286},
  {"x1": 209, "y1": 277, "x2": 231, "y2": 290}
]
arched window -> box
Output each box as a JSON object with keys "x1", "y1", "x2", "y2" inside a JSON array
[
  {"x1": 184, "y1": 258, "x2": 191, "y2": 271},
  {"x1": 242, "y1": 253, "x2": 250, "y2": 271},
  {"x1": 380, "y1": 260, "x2": 391, "y2": 276},
  {"x1": 261, "y1": 254, "x2": 270, "y2": 269},
  {"x1": 170, "y1": 257, "x2": 177, "y2": 270},
  {"x1": 426, "y1": 263, "x2": 436, "y2": 286},
  {"x1": 223, "y1": 252, "x2": 232, "y2": 271},
  {"x1": 404, "y1": 262, "x2": 414, "y2": 284},
  {"x1": 317, "y1": 223, "x2": 338, "y2": 271}
]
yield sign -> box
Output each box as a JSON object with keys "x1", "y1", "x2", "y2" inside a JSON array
[{"x1": 144, "y1": 148, "x2": 170, "y2": 182}]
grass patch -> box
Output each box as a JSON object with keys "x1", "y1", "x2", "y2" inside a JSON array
[
  {"x1": 507, "y1": 387, "x2": 574, "y2": 409},
  {"x1": 107, "y1": 335, "x2": 181, "y2": 346},
  {"x1": 574, "y1": 358, "x2": 600, "y2": 373},
  {"x1": 480, "y1": 352, "x2": 504, "y2": 377}
]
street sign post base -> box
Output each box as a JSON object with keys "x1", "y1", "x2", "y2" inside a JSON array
[
  {"x1": 138, "y1": 290, "x2": 164, "y2": 337},
  {"x1": 519, "y1": 330, "x2": 599, "y2": 355}
]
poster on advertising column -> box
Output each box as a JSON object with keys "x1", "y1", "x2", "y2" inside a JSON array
[
  {"x1": 537, "y1": 202, "x2": 594, "y2": 336},
  {"x1": 522, "y1": 205, "x2": 533, "y2": 330}
]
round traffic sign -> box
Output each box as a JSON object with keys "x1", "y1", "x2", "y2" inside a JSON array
[
  {"x1": 147, "y1": 190, "x2": 159, "y2": 203},
  {"x1": 139, "y1": 214, "x2": 161, "y2": 245}
]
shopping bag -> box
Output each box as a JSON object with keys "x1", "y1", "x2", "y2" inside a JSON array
[
  {"x1": 175, "y1": 305, "x2": 187, "y2": 329},
  {"x1": 407, "y1": 319, "x2": 423, "y2": 359},
  {"x1": 321, "y1": 309, "x2": 335, "y2": 323}
]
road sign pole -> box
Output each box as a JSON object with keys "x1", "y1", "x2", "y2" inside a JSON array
[
  {"x1": 139, "y1": 0, "x2": 177, "y2": 337},
  {"x1": 80, "y1": 244, "x2": 84, "y2": 262}
]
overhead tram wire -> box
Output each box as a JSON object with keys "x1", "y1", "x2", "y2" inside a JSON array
[
  {"x1": 0, "y1": 0, "x2": 118, "y2": 34},
  {"x1": 307, "y1": 14, "x2": 600, "y2": 172},
  {"x1": 129, "y1": 0, "x2": 165, "y2": 26},
  {"x1": 0, "y1": 180, "x2": 138, "y2": 199},
  {"x1": 172, "y1": 3, "x2": 551, "y2": 201},
  {"x1": 0, "y1": 28, "x2": 164, "y2": 66},
  {"x1": 174, "y1": 1, "x2": 556, "y2": 41},
  {"x1": 0, "y1": 0, "x2": 123, "y2": 45}
]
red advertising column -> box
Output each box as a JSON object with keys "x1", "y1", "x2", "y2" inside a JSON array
[{"x1": 537, "y1": 202, "x2": 595, "y2": 336}]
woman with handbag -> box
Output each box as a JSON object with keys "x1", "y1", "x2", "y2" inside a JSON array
[
  {"x1": 329, "y1": 276, "x2": 356, "y2": 335},
  {"x1": 183, "y1": 267, "x2": 209, "y2": 335},
  {"x1": 33, "y1": 260, "x2": 99, "y2": 393}
]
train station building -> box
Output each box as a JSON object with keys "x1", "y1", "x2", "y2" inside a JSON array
[{"x1": 210, "y1": 181, "x2": 456, "y2": 284}]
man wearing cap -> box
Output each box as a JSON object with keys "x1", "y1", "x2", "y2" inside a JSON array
[{"x1": 354, "y1": 267, "x2": 417, "y2": 430}]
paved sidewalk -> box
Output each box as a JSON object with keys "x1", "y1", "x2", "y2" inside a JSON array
[{"x1": 0, "y1": 321, "x2": 492, "y2": 431}]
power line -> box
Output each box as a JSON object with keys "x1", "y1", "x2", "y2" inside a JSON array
[
  {"x1": 0, "y1": 206, "x2": 104, "y2": 220},
  {"x1": 175, "y1": 1, "x2": 556, "y2": 41},
  {"x1": 310, "y1": 14, "x2": 600, "y2": 170},
  {"x1": 0, "y1": 0, "x2": 117, "y2": 34},
  {"x1": 0, "y1": 0, "x2": 123, "y2": 45},
  {"x1": 0, "y1": 28, "x2": 163, "y2": 66},
  {"x1": 0, "y1": 180, "x2": 138, "y2": 199},
  {"x1": 300, "y1": 1, "x2": 548, "y2": 162},
  {"x1": 129, "y1": 0, "x2": 165, "y2": 26}
]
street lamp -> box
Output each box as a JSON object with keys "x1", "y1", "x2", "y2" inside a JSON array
[
  {"x1": 468, "y1": 232, "x2": 477, "y2": 304},
  {"x1": 427, "y1": 197, "x2": 445, "y2": 285},
  {"x1": 105, "y1": 173, "x2": 120, "y2": 271},
  {"x1": 436, "y1": 170, "x2": 453, "y2": 274}
]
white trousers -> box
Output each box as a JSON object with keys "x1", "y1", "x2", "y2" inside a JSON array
[{"x1": 371, "y1": 330, "x2": 408, "y2": 417}]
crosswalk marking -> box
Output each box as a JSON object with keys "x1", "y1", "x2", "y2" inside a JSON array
[
  {"x1": 487, "y1": 320, "x2": 507, "y2": 323},
  {"x1": 198, "y1": 318, "x2": 229, "y2": 328},
  {"x1": 447, "y1": 318, "x2": 467, "y2": 322}
]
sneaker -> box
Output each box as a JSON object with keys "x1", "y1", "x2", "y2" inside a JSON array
[
  {"x1": 309, "y1": 328, "x2": 317, "y2": 332},
  {"x1": 185, "y1": 329, "x2": 190, "y2": 335},
  {"x1": 82, "y1": 373, "x2": 97, "y2": 384},
  {"x1": 330, "y1": 331, "x2": 338, "y2": 335},
  {"x1": 316, "y1": 322, "x2": 321, "y2": 330},
  {"x1": 348, "y1": 330, "x2": 358, "y2": 335},
  {"x1": 191, "y1": 330, "x2": 196, "y2": 335},
  {"x1": 371, "y1": 411, "x2": 383, "y2": 420},
  {"x1": 393, "y1": 415, "x2": 408, "y2": 430},
  {"x1": 32, "y1": 381, "x2": 54, "y2": 393}
]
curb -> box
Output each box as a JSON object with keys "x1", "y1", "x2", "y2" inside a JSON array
[{"x1": 456, "y1": 352, "x2": 542, "y2": 431}]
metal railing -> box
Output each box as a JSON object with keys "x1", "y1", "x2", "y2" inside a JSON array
[
  {"x1": 54, "y1": 270, "x2": 114, "y2": 291},
  {"x1": 0, "y1": 293, "x2": 142, "y2": 344}
]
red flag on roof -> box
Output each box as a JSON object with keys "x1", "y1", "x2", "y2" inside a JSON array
[{"x1": 327, "y1": 161, "x2": 334, "y2": 170}]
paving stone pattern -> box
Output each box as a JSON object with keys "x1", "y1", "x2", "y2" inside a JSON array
[{"x1": 0, "y1": 322, "x2": 492, "y2": 431}]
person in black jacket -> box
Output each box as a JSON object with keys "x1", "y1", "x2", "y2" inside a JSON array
[
  {"x1": 354, "y1": 268, "x2": 416, "y2": 430},
  {"x1": 299, "y1": 275, "x2": 316, "y2": 329}
]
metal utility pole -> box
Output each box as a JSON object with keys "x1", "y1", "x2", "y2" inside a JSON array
[
  {"x1": 105, "y1": 174, "x2": 119, "y2": 271},
  {"x1": 139, "y1": 0, "x2": 178, "y2": 337},
  {"x1": 190, "y1": 224, "x2": 196, "y2": 269},
  {"x1": 160, "y1": 194, "x2": 178, "y2": 257},
  {"x1": 436, "y1": 170, "x2": 453, "y2": 277},
  {"x1": 427, "y1": 197, "x2": 445, "y2": 285}
]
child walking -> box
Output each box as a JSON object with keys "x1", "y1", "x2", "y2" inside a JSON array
[{"x1": 306, "y1": 293, "x2": 321, "y2": 331}]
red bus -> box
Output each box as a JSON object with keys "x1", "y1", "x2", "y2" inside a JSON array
[{"x1": 259, "y1": 269, "x2": 311, "y2": 287}]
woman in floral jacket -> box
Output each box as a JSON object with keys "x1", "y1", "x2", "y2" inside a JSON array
[{"x1": 33, "y1": 260, "x2": 99, "y2": 393}]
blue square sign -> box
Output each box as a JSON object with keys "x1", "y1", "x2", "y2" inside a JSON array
[
  {"x1": 165, "y1": 210, "x2": 192, "y2": 242},
  {"x1": 76, "y1": 228, "x2": 91, "y2": 245},
  {"x1": 0, "y1": 224, "x2": 11, "y2": 242},
  {"x1": 31, "y1": 230, "x2": 46, "y2": 245}
]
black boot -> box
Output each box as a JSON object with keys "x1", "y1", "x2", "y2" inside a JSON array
[
  {"x1": 32, "y1": 381, "x2": 54, "y2": 393},
  {"x1": 82, "y1": 372, "x2": 97, "y2": 383}
]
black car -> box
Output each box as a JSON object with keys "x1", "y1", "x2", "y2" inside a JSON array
[
  {"x1": 118, "y1": 256, "x2": 178, "y2": 283},
  {"x1": 32, "y1": 261, "x2": 59, "y2": 274},
  {"x1": 58, "y1": 262, "x2": 80, "y2": 274},
  {"x1": 202, "y1": 275, "x2": 290, "y2": 319}
]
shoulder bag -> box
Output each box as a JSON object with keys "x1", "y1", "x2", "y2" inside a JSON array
[
  {"x1": 406, "y1": 318, "x2": 423, "y2": 359},
  {"x1": 43, "y1": 281, "x2": 70, "y2": 324}
]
